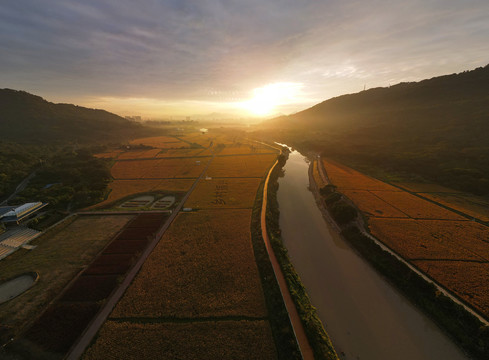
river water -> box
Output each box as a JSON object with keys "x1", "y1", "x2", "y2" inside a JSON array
[{"x1": 277, "y1": 149, "x2": 469, "y2": 360}]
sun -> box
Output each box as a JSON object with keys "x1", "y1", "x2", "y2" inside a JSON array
[{"x1": 240, "y1": 82, "x2": 303, "y2": 116}]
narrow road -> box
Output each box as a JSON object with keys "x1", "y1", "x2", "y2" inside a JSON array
[
  {"x1": 261, "y1": 161, "x2": 314, "y2": 360},
  {"x1": 0, "y1": 171, "x2": 36, "y2": 205},
  {"x1": 66, "y1": 156, "x2": 215, "y2": 360}
]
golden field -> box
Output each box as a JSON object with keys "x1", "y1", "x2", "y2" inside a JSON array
[
  {"x1": 341, "y1": 190, "x2": 408, "y2": 218},
  {"x1": 83, "y1": 320, "x2": 277, "y2": 360},
  {"x1": 117, "y1": 149, "x2": 162, "y2": 160},
  {"x1": 415, "y1": 192, "x2": 489, "y2": 222},
  {"x1": 110, "y1": 157, "x2": 210, "y2": 179},
  {"x1": 370, "y1": 190, "x2": 467, "y2": 220},
  {"x1": 184, "y1": 177, "x2": 262, "y2": 209},
  {"x1": 111, "y1": 209, "x2": 267, "y2": 319},
  {"x1": 129, "y1": 136, "x2": 189, "y2": 149},
  {"x1": 156, "y1": 148, "x2": 206, "y2": 158},
  {"x1": 322, "y1": 159, "x2": 399, "y2": 191},
  {"x1": 312, "y1": 160, "x2": 326, "y2": 189},
  {"x1": 413, "y1": 260, "x2": 489, "y2": 318},
  {"x1": 368, "y1": 218, "x2": 487, "y2": 261},
  {"x1": 215, "y1": 144, "x2": 278, "y2": 156},
  {"x1": 322, "y1": 158, "x2": 489, "y2": 320},
  {"x1": 206, "y1": 154, "x2": 276, "y2": 178}
]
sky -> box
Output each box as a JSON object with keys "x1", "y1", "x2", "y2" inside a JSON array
[{"x1": 1, "y1": 0, "x2": 488, "y2": 119}]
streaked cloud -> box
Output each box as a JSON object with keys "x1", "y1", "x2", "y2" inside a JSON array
[{"x1": 0, "y1": 0, "x2": 488, "y2": 118}]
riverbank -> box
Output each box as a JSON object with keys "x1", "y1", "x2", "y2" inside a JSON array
[
  {"x1": 312, "y1": 158, "x2": 489, "y2": 360},
  {"x1": 265, "y1": 152, "x2": 338, "y2": 360}
]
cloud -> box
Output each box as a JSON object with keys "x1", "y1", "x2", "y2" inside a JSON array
[{"x1": 1, "y1": 0, "x2": 488, "y2": 116}]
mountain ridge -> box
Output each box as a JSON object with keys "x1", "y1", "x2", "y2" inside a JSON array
[{"x1": 0, "y1": 89, "x2": 149, "y2": 144}]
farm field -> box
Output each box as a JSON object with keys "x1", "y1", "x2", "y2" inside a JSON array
[
  {"x1": 83, "y1": 320, "x2": 277, "y2": 360},
  {"x1": 321, "y1": 158, "x2": 489, "y2": 322},
  {"x1": 419, "y1": 193, "x2": 489, "y2": 222},
  {"x1": 392, "y1": 183, "x2": 489, "y2": 222},
  {"x1": 312, "y1": 160, "x2": 326, "y2": 189},
  {"x1": 129, "y1": 136, "x2": 190, "y2": 149},
  {"x1": 206, "y1": 154, "x2": 277, "y2": 178},
  {"x1": 341, "y1": 190, "x2": 408, "y2": 218},
  {"x1": 368, "y1": 218, "x2": 489, "y2": 261},
  {"x1": 155, "y1": 148, "x2": 206, "y2": 158},
  {"x1": 0, "y1": 215, "x2": 133, "y2": 336},
  {"x1": 322, "y1": 159, "x2": 400, "y2": 191},
  {"x1": 413, "y1": 260, "x2": 489, "y2": 318},
  {"x1": 369, "y1": 190, "x2": 467, "y2": 220},
  {"x1": 213, "y1": 144, "x2": 279, "y2": 156},
  {"x1": 18, "y1": 213, "x2": 167, "y2": 355},
  {"x1": 117, "y1": 149, "x2": 162, "y2": 160},
  {"x1": 91, "y1": 178, "x2": 193, "y2": 209},
  {"x1": 185, "y1": 177, "x2": 262, "y2": 209},
  {"x1": 111, "y1": 209, "x2": 267, "y2": 319},
  {"x1": 110, "y1": 157, "x2": 210, "y2": 179}
]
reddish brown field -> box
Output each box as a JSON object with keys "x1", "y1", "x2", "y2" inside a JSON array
[
  {"x1": 369, "y1": 218, "x2": 488, "y2": 261},
  {"x1": 110, "y1": 158, "x2": 210, "y2": 179},
  {"x1": 322, "y1": 159, "x2": 399, "y2": 191},
  {"x1": 83, "y1": 320, "x2": 277, "y2": 360},
  {"x1": 342, "y1": 190, "x2": 408, "y2": 218},
  {"x1": 111, "y1": 209, "x2": 267, "y2": 319},
  {"x1": 370, "y1": 190, "x2": 467, "y2": 220},
  {"x1": 24, "y1": 303, "x2": 101, "y2": 354},
  {"x1": 206, "y1": 154, "x2": 276, "y2": 178},
  {"x1": 185, "y1": 177, "x2": 262, "y2": 209},
  {"x1": 413, "y1": 260, "x2": 489, "y2": 318}
]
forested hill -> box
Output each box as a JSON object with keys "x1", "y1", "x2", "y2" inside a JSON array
[
  {"x1": 268, "y1": 64, "x2": 489, "y2": 132},
  {"x1": 0, "y1": 89, "x2": 149, "y2": 143},
  {"x1": 263, "y1": 64, "x2": 489, "y2": 195}
]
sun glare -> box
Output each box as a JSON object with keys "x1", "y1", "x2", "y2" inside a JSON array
[{"x1": 240, "y1": 82, "x2": 303, "y2": 116}]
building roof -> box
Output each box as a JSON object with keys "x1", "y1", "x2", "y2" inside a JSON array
[{"x1": 0, "y1": 202, "x2": 48, "y2": 223}]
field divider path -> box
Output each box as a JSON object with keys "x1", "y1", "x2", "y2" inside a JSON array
[
  {"x1": 261, "y1": 160, "x2": 314, "y2": 360},
  {"x1": 66, "y1": 155, "x2": 216, "y2": 360},
  {"x1": 315, "y1": 157, "x2": 489, "y2": 327}
]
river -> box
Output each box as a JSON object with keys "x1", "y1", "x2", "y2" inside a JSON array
[{"x1": 276, "y1": 149, "x2": 470, "y2": 360}]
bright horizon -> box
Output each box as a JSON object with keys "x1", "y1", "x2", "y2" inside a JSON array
[{"x1": 1, "y1": 1, "x2": 488, "y2": 119}]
